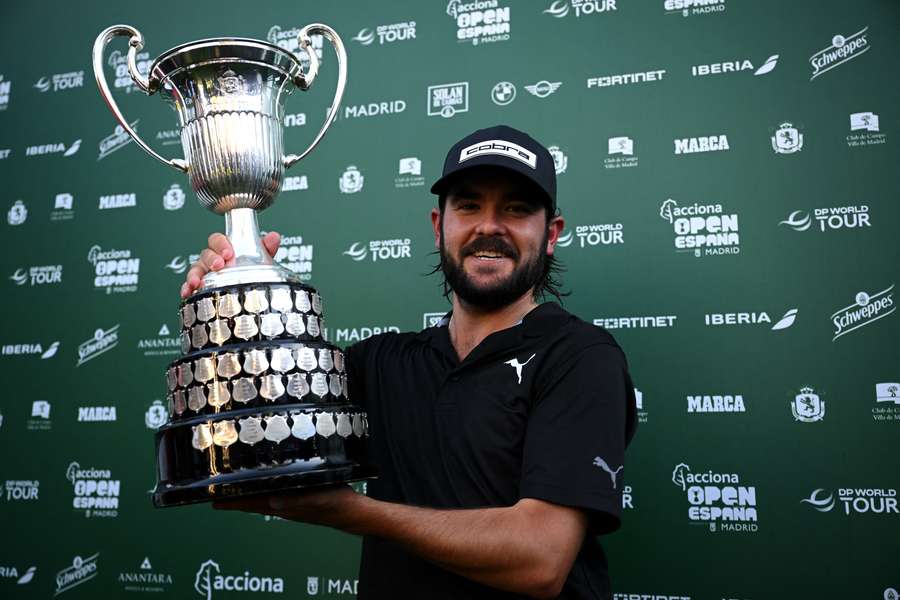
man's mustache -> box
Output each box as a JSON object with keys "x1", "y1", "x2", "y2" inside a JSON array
[{"x1": 460, "y1": 237, "x2": 519, "y2": 260}]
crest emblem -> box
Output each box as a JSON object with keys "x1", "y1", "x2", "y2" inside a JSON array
[
  {"x1": 285, "y1": 312, "x2": 306, "y2": 336},
  {"x1": 216, "y1": 352, "x2": 241, "y2": 379},
  {"x1": 270, "y1": 347, "x2": 295, "y2": 373},
  {"x1": 296, "y1": 289, "x2": 312, "y2": 312},
  {"x1": 287, "y1": 373, "x2": 310, "y2": 399},
  {"x1": 548, "y1": 146, "x2": 567, "y2": 174},
  {"x1": 771, "y1": 122, "x2": 804, "y2": 154},
  {"x1": 188, "y1": 387, "x2": 207, "y2": 412},
  {"x1": 339, "y1": 165, "x2": 364, "y2": 194},
  {"x1": 260, "y1": 374, "x2": 285, "y2": 400},
  {"x1": 307, "y1": 315, "x2": 321, "y2": 337},
  {"x1": 791, "y1": 387, "x2": 825, "y2": 422},
  {"x1": 193, "y1": 357, "x2": 215, "y2": 382},
  {"x1": 238, "y1": 416, "x2": 264, "y2": 445},
  {"x1": 296, "y1": 347, "x2": 317, "y2": 371},
  {"x1": 264, "y1": 415, "x2": 290, "y2": 443},
  {"x1": 207, "y1": 381, "x2": 231, "y2": 408},
  {"x1": 307, "y1": 576, "x2": 319, "y2": 596},
  {"x1": 162, "y1": 183, "x2": 185, "y2": 210},
  {"x1": 316, "y1": 412, "x2": 336, "y2": 438},
  {"x1": 145, "y1": 400, "x2": 168, "y2": 429},
  {"x1": 329, "y1": 374, "x2": 342, "y2": 397},
  {"x1": 232, "y1": 377, "x2": 258, "y2": 403},
  {"x1": 291, "y1": 412, "x2": 316, "y2": 440},
  {"x1": 318, "y1": 348, "x2": 334, "y2": 371},
  {"x1": 217, "y1": 69, "x2": 244, "y2": 95},
  {"x1": 192, "y1": 423, "x2": 213, "y2": 450},
  {"x1": 336, "y1": 413, "x2": 352, "y2": 438},
  {"x1": 7, "y1": 200, "x2": 28, "y2": 225},
  {"x1": 172, "y1": 390, "x2": 187, "y2": 415},
  {"x1": 260, "y1": 313, "x2": 285, "y2": 337},
  {"x1": 243, "y1": 349, "x2": 269, "y2": 375}
]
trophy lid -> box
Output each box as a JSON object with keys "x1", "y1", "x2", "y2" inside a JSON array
[{"x1": 150, "y1": 38, "x2": 304, "y2": 87}]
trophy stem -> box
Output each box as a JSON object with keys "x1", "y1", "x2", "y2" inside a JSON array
[{"x1": 226, "y1": 208, "x2": 273, "y2": 268}]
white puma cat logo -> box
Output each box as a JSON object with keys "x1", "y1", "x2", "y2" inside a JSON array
[
  {"x1": 592, "y1": 456, "x2": 624, "y2": 489},
  {"x1": 504, "y1": 353, "x2": 536, "y2": 384}
]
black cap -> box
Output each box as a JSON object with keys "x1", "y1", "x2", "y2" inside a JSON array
[{"x1": 430, "y1": 125, "x2": 557, "y2": 214}]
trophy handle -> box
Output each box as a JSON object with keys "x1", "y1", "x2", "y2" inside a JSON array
[
  {"x1": 283, "y1": 24, "x2": 347, "y2": 169},
  {"x1": 92, "y1": 25, "x2": 188, "y2": 172}
]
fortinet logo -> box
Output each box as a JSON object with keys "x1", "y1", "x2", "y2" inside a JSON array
[
  {"x1": 674, "y1": 135, "x2": 729, "y2": 154},
  {"x1": 459, "y1": 140, "x2": 537, "y2": 169},
  {"x1": 587, "y1": 69, "x2": 665, "y2": 89}
]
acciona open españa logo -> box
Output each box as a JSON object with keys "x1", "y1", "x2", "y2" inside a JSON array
[{"x1": 194, "y1": 559, "x2": 284, "y2": 598}]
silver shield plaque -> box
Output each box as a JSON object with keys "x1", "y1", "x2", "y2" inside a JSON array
[
  {"x1": 287, "y1": 373, "x2": 310, "y2": 399},
  {"x1": 270, "y1": 347, "x2": 295, "y2": 372},
  {"x1": 217, "y1": 293, "x2": 242, "y2": 318},
  {"x1": 260, "y1": 313, "x2": 285, "y2": 338},
  {"x1": 310, "y1": 373, "x2": 328, "y2": 397},
  {"x1": 336, "y1": 413, "x2": 352, "y2": 438},
  {"x1": 213, "y1": 421, "x2": 239, "y2": 447},
  {"x1": 264, "y1": 415, "x2": 291, "y2": 443},
  {"x1": 232, "y1": 377, "x2": 258, "y2": 403},
  {"x1": 270, "y1": 287, "x2": 293, "y2": 313},
  {"x1": 285, "y1": 312, "x2": 306, "y2": 336},
  {"x1": 192, "y1": 423, "x2": 214, "y2": 450},
  {"x1": 315, "y1": 412, "x2": 336, "y2": 438},
  {"x1": 291, "y1": 412, "x2": 316, "y2": 440},
  {"x1": 260, "y1": 374, "x2": 285, "y2": 401},
  {"x1": 238, "y1": 416, "x2": 265, "y2": 445}
]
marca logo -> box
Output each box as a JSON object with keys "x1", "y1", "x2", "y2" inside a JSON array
[
  {"x1": 339, "y1": 165, "x2": 364, "y2": 194},
  {"x1": 396, "y1": 157, "x2": 425, "y2": 188},
  {"x1": 0, "y1": 565, "x2": 36, "y2": 585},
  {"x1": 163, "y1": 184, "x2": 186, "y2": 210},
  {"x1": 87, "y1": 245, "x2": 140, "y2": 293},
  {"x1": 671, "y1": 463, "x2": 758, "y2": 533},
  {"x1": 352, "y1": 22, "x2": 417, "y2": 46},
  {"x1": 273, "y1": 235, "x2": 313, "y2": 280},
  {"x1": 664, "y1": 0, "x2": 726, "y2": 17},
  {"x1": 558, "y1": 224, "x2": 624, "y2": 248},
  {"x1": 55, "y1": 554, "x2": 99, "y2": 596},
  {"x1": 107, "y1": 49, "x2": 151, "y2": 93},
  {"x1": 98, "y1": 193, "x2": 136, "y2": 210},
  {"x1": 691, "y1": 55, "x2": 778, "y2": 77},
  {"x1": 9, "y1": 265, "x2": 63, "y2": 287},
  {"x1": 34, "y1": 70, "x2": 84, "y2": 93},
  {"x1": 25, "y1": 139, "x2": 81, "y2": 157},
  {"x1": 659, "y1": 199, "x2": 740, "y2": 257},
  {"x1": 802, "y1": 487, "x2": 898, "y2": 516},
  {"x1": 428, "y1": 82, "x2": 469, "y2": 118},
  {"x1": 0, "y1": 74, "x2": 10, "y2": 110},
  {"x1": 790, "y1": 386, "x2": 825, "y2": 422},
  {"x1": 544, "y1": 0, "x2": 618, "y2": 18},
  {"x1": 593, "y1": 315, "x2": 677, "y2": 329},
  {"x1": 98, "y1": 122, "x2": 138, "y2": 160},
  {"x1": 810, "y1": 27, "x2": 869, "y2": 80},
  {"x1": 771, "y1": 122, "x2": 804, "y2": 154},
  {"x1": 325, "y1": 325, "x2": 401, "y2": 344},
  {"x1": 118, "y1": 557, "x2": 174, "y2": 593},
  {"x1": 343, "y1": 239, "x2": 412, "y2": 263},
  {"x1": 282, "y1": 176, "x2": 309, "y2": 192},
  {"x1": 67, "y1": 462, "x2": 119, "y2": 518},
  {"x1": 1, "y1": 341, "x2": 59, "y2": 359},
  {"x1": 51, "y1": 192, "x2": 75, "y2": 221},
  {"x1": 78, "y1": 406, "x2": 117, "y2": 423},
  {"x1": 146, "y1": 400, "x2": 168, "y2": 429},
  {"x1": 587, "y1": 69, "x2": 666, "y2": 89},
  {"x1": 2, "y1": 480, "x2": 39, "y2": 501},
  {"x1": 831, "y1": 285, "x2": 895, "y2": 341},
  {"x1": 780, "y1": 205, "x2": 871, "y2": 233},
  {"x1": 77, "y1": 325, "x2": 120, "y2": 367},
  {"x1": 847, "y1": 111, "x2": 886, "y2": 147},
  {"x1": 605, "y1": 136, "x2": 638, "y2": 169},
  {"x1": 284, "y1": 112, "x2": 306, "y2": 128},
  {"x1": 447, "y1": 0, "x2": 511, "y2": 46},
  {"x1": 704, "y1": 308, "x2": 798, "y2": 330},
  {"x1": 460, "y1": 139, "x2": 537, "y2": 169},
  {"x1": 164, "y1": 254, "x2": 200, "y2": 275},
  {"x1": 674, "y1": 134, "x2": 729, "y2": 155},
  {"x1": 687, "y1": 394, "x2": 746, "y2": 413},
  {"x1": 137, "y1": 323, "x2": 180, "y2": 357},
  {"x1": 193, "y1": 559, "x2": 284, "y2": 598}
]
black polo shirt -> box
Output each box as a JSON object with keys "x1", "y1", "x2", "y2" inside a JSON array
[{"x1": 345, "y1": 302, "x2": 638, "y2": 600}]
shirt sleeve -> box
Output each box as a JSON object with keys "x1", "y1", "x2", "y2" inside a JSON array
[
  {"x1": 518, "y1": 342, "x2": 635, "y2": 534},
  {"x1": 343, "y1": 339, "x2": 369, "y2": 411}
]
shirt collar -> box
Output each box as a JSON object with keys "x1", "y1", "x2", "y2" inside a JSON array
[{"x1": 414, "y1": 301, "x2": 571, "y2": 343}]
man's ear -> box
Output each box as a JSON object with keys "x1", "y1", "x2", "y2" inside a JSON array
[
  {"x1": 431, "y1": 208, "x2": 442, "y2": 249},
  {"x1": 546, "y1": 216, "x2": 565, "y2": 255}
]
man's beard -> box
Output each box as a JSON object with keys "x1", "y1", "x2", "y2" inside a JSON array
[{"x1": 440, "y1": 231, "x2": 547, "y2": 310}]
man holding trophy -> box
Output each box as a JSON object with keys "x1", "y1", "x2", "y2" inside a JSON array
[{"x1": 93, "y1": 20, "x2": 636, "y2": 600}]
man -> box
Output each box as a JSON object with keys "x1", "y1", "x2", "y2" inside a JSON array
[{"x1": 181, "y1": 125, "x2": 637, "y2": 599}]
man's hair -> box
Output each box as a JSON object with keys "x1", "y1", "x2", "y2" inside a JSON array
[{"x1": 430, "y1": 195, "x2": 569, "y2": 303}]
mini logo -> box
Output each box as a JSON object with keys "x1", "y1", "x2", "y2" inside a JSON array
[
  {"x1": 145, "y1": 400, "x2": 168, "y2": 429},
  {"x1": 343, "y1": 239, "x2": 412, "y2": 263},
  {"x1": 428, "y1": 82, "x2": 469, "y2": 118},
  {"x1": 525, "y1": 80, "x2": 562, "y2": 98},
  {"x1": 98, "y1": 122, "x2": 137, "y2": 160},
  {"x1": 491, "y1": 81, "x2": 516, "y2": 106},
  {"x1": 273, "y1": 235, "x2": 314, "y2": 280},
  {"x1": 399, "y1": 157, "x2": 421, "y2": 176},
  {"x1": 7, "y1": 200, "x2": 27, "y2": 225},
  {"x1": 659, "y1": 198, "x2": 740, "y2": 257},
  {"x1": 674, "y1": 134, "x2": 729, "y2": 155},
  {"x1": 791, "y1": 387, "x2": 825, "y2": 422},
  {"x1": 55, "y1": 554, "x2": 99, "y2": 595},
  {"x1": 609, "y1": 136, "x2": 633, "y2": 156},
  {"x1": 76, "y1": 325, "x2": 120, "y2": 367},
  {"x1": 504, "y1": 353, "x2": 536, "y2": 384},
  {"x1": 87, "y1": 245, "x2": 140, "y2": 293},
  {"x1": 850, "y1": 111, "x2": 879, "y2": 132},
  {"x1": 352, "y1": 22, "x2": 416, "y2": 46},
  {"x1": 548, "y1": 146, "x2": 567, "y2": 174},
  {"x1": 9, "y1": 265, "x2": 63, "y2": 287},
  {"x1": 27, "y1": 400, "x2": 52, "y2": 431},
  {"x1": 396, "y1": 157, "x2": 425, "y2": 188},
  {"x1": 810, "y1": 27, "x2": 869, "y2": 80},
  {"x1": 664, "y1": 0, "x2": 726, "y2": 17},
  {"x1": 831, "y1": 285, "x2": 895, "y2": 341},
  {"x1": 282, "y1": 176, "x2": 309, "y2": 191},
  {"x1": 876, "y1": 383, "x2": 900, "y2": 404},
  {"x1": 779, "y1": 205, "x2": 870, "y2": 232},
  {"x1": 587, "y1": 69, "x2": 666, "y2": 89},
  {"x1": 544, "y1": 0, "x2": 618, "y2": 18},
  {"x1": 339, "y1": 166, "x2": 364, "y2": 194},
  {"x1": 34, "y1": 70, "x2": 84, "y2": 93},
  {"x1": 459, "y1": 139, "x2": 537, "y2": 169},
  {"x1": 98, "y1": 193, "x2": 137, "y2": 210},
  {"x1": 67, "y1": 462, "x2": 119, "y2": 518},
  {"x1": 771, "y1": 122, "x2": 804, "y2": 154},
  {"x1": 163, "y1": 184, "x2": 185, "y2": 210},
  {"x1": 592, "y1": 456, "x2": 623, "y2": 489},
  {"x1": 447, "y1": 0, "x2": 511, "y2": 46}
]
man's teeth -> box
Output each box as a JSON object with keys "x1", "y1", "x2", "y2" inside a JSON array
[{"x1": 474, "y1": 253, "x2": 504, "y2": 258}]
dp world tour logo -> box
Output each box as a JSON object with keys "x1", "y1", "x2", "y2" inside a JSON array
[{"x1": 831, "y1": 284, "x2": 895, "y2": 341}]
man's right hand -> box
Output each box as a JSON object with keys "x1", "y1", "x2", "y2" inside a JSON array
[{"x1": 180, "y1": 231, "x2": 281, "y2": 298}]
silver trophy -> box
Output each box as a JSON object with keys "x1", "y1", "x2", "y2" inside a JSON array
[{"x1": 93, "y1": 24, "x2": 375, "y2": 507}]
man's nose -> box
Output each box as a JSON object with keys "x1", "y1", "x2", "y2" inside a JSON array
[{"x1": 474, "y1": 207, "x2": 507, "y2": 235}]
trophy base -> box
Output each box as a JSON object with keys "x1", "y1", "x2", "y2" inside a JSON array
[
  {"x1": 153, "y1": 460, "x2": 378, "y2": 507},
  {"x1": 201, "y1": 264, "x2": 302, "y2": 289}
]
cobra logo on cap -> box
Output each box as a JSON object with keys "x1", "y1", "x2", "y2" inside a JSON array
[{"x1": 458, "y1": 139, "x2": 537, "y2": 169}]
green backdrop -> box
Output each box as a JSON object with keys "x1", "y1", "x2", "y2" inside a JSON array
[{"x1": 1, "y1": 1, "x2": 898, "y2": 598}]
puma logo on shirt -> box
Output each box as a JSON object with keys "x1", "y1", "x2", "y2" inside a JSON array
[
  {"x1": 592, "y1": 456, "x2": 624, "y2": 489},
  {"x1": 504, "y1": 353, "x2": 536, "y2": 384}
]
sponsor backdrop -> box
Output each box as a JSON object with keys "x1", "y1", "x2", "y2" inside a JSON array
[{"x1": 0, "y1": 0, "x2": 898, "y2": 598}]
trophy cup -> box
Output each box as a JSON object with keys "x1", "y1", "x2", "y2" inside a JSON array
[{"x1": 93, "y1": 23, "x2": 376, "y2": 507}]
